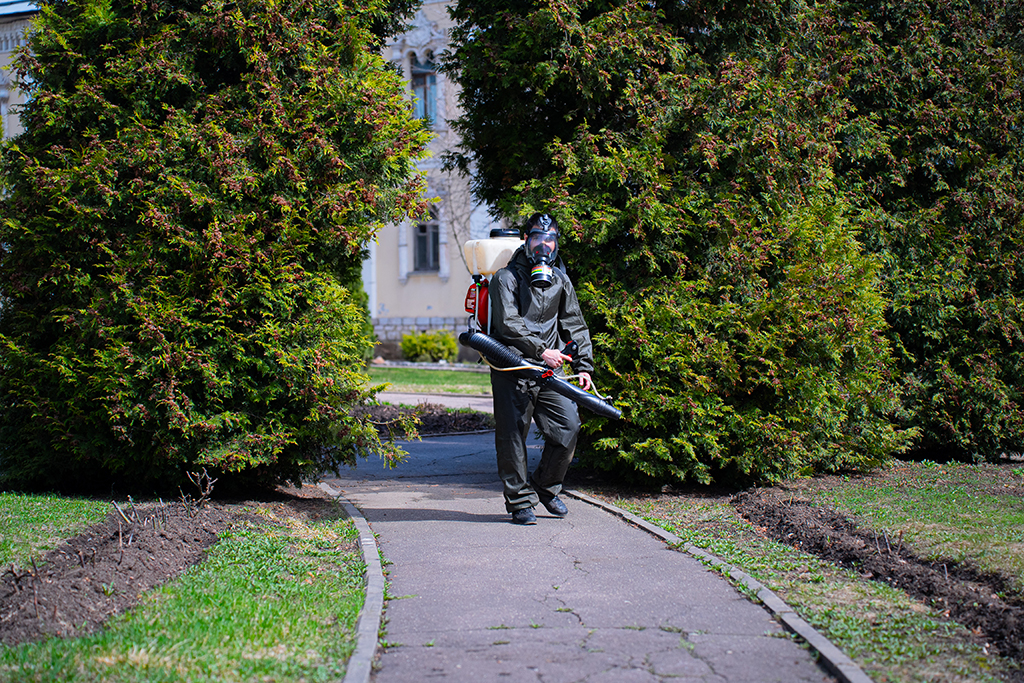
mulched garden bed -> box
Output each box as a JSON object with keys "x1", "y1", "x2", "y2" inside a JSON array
[{"x1": 353, "y1": 401, "x2": 494, "y2": 437}]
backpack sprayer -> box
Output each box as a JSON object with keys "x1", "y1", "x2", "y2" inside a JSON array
[
  {"x1": 463, "y1": 227, "x2": 522, "y2": 337},
  {"x1": 460, "y1": 229, "x2": 622, "y2": 421}
]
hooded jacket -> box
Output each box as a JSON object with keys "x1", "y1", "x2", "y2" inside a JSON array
[{"x1": 489, "y1": 246, "x2": 594, "y2": 375}]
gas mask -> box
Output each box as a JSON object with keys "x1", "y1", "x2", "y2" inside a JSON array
[{"x1": 524, "y1": 214, "x2": 559, "y2": 288}]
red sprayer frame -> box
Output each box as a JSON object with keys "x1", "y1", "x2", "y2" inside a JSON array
[{"x1": 464, "y1": 277, "x2": 489, "y2": 334}]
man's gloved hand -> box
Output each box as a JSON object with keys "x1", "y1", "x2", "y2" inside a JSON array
[{"x1": 540, "y1": 348, "x2": 594, "y2": 391}]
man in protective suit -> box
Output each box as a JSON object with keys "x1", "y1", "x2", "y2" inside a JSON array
[{"x1": 489, "y1": 213, "x2": 594, "y2": 525}]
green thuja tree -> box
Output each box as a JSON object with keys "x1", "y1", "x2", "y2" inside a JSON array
[
  {"x1": 0, "y1": 0, "x2": 430, "y2": 491},
  {"x1": 445, "y1": 0, "x2": 909, "y2": 484},
  {"x1": 823, "y1": 0, "x2": 1024, "y2": 460}
]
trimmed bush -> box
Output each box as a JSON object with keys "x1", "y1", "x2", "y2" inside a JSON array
[
  {"x1": 446, "y1": 0, "x2": 1024, "y2": 477},
  {"x1": 825, "y1": 0, "x2": 1024, "y2": 460},
  {"x1": 0, "y1": 0, "x2": 430, "y2": 491},
  {"x1": 401, "y1": 330, "x2": 459, "y2": 363}
]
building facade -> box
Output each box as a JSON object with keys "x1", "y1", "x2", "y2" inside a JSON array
[
  {"x1": 370, "y1": 2, "x2": 500, "y2": 359},
  {"x1": 0, "y1": 1, "x2": 32, "y2": 139}
]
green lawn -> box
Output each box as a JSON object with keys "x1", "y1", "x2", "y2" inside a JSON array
[
  {"x1": 0, "y1": 497, "x2": 365, "y2": 683},
  {"x1": 366, "y1": 365, "x2": 491, "y2": 395},
  {"x1": 0, "y1": 493, "x2": 111, "y2": 569}
]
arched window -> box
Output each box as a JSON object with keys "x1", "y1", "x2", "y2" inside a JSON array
[
  {"x1": 411, "y1": 54, "x2": 437, "y2": 126},
  {"x1": 414, "y1": 208, "x2": 440, "y2": 272}
]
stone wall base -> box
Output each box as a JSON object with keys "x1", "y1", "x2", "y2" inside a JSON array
[{"x1": 372, "y1": 316, "x2": 476, "y2": 362}]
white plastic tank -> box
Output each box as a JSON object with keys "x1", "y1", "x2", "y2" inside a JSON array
[{"x1": 464, "y1": 228, "x2": 523, "y2": 277}]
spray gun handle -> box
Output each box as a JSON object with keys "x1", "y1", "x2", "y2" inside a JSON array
[{"x1": 562, "y1": 340, "x2": 578, "y2": 360}]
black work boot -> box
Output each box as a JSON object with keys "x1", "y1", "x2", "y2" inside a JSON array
[
  {"x1": 540, "y1": 496, "x2": 568, "y2": 517},
  {"x1": 511, "y1": 507, "x2": 537, "y2": 525}
]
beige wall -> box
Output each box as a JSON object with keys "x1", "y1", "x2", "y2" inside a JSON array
[{"x1": 368, "y1": 1, "x2": 502, "y2": 359}]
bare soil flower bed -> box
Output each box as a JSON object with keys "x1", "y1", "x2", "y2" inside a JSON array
[
  {"x1": 734, "y1": 490, "x2": 1024, "y2": 668},
  {"x1": 0, "y1": 488, "x2": 353, "y2": 648},
  {"x1": 0, "y1": 403, "x2": 487, "y2": 648},
  {"x1": 2, "y1": 499, "x2": 235, "y2": 646}
]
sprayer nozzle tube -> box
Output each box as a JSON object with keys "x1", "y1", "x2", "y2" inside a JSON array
[{"x1": 459, "y1": 331, "x2": 622, "y2": 420}]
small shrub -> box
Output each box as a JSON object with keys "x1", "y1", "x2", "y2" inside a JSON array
[{"x1": 400, "y1": 331, "x2": 458, "y2": 363}]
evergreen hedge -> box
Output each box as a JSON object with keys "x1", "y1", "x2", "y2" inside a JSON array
[
  {"x1": 825, "y1": 0, "x2": 1024, "y2": 460},
  {"x1": 446, "y1": 0, "x2": 1024, "y2": 480},
  {"x1": 0, "y1": 0, "x2": 430, "y2": 491},
  {"x1": 445, "y1": 0, "x2": 908, "y2": 484}
]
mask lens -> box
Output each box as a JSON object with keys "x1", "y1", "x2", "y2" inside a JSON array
[{"x1": 527, "y1": 233, "x2": 557, "y2": 259}]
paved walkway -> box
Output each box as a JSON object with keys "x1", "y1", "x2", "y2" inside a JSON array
[{"x1": 323, "y1": 428, "x2": 847, "y2": 683}]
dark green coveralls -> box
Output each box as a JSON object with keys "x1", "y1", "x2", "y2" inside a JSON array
[{"x1": 488, "y1": 247, "x2": 594, "y2": 513}]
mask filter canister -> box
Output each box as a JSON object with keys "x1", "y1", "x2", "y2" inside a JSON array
[{"x1": 530, "y1": 262, "x2": 554, "y2": 288}]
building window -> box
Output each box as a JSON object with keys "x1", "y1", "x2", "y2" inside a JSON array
[
  {"x1": 411, "y1": 54, "x2": 437, "y2": 125},
  {"x1": 414, "y1": 209, "x2": 440, "y2": 272}
]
